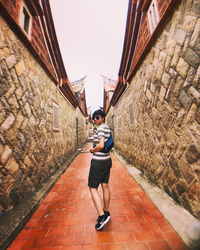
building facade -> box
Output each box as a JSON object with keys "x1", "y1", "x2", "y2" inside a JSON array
[
  {"x1": 102, "y1": 74, "x2": 117, "y2": 114},
  {"x1": 0, "y1": 0, "x2": 88, "y2": 216},
  {"x1": 107, "y1": 0, "x2": 200, "y2": 219},
  {"x1": 71, "y1": 76, "x2": 88, "y2": 117}
]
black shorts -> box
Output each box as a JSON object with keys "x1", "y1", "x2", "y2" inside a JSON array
[{"x1": 88, "y1": 158, "x2": 112, "y2": 188}]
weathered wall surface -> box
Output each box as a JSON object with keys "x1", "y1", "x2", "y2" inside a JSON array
[
  {"x1": 0, "y1": 16, "x2": 87, "y2": 215},
  {"x1": 108, "y1": 0, "x2": 200, "y2": 219}
]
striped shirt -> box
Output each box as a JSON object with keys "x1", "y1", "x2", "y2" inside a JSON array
[{"x1": 92, "y1": 123, "x2": 111, "y2": 160}]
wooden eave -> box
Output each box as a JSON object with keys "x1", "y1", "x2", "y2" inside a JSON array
[
  {"x1": 24, "y1": 0, "x2": 44, "y2": 16},
  {"x1": 111, "y1": 0, "x2": 143, "y2": 107},
  {"x1": 41, "y1": 0, "x2": 78, "y2": 107}
]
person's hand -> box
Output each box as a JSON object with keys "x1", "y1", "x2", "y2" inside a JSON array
[{"x1": 90, "y1": 148, "x2": 93, "y2": 153}]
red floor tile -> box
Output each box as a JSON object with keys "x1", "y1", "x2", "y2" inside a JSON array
[
  {"x1": 52, "y1": 235, "x2": 74, "y2": 246},
  {"x1": 148, "y1": 240, "x2": 172, "y2": 250},
  {"x1": 164, "y1": 231, "x2": 188, "y2": 249},
  {"x1": 127, "y1": 242, "x2": 149, "y2": 250},
  {"x1": 82, "y1": 245, "x2": 104, "y2": 250},
  {"x1": 62, "y1": 246, "x2": 82, "y2": 250},
  {"x1": 8, "y1": 144, "x2": 187, "y2": 249},
  {"x1": 32, "y1": 237, "x2": 53, "y2": 248},
  {"x1": 40, "y1": 247, "x2": 61, "y2": 250},
  {"x1": 105, "y1": 243, "x2": 127, "y2": 249},
  {"x1": 113, "y1": 231, "x2": 135, "y2": 242},
  {"x1": 134, "y1": 231, "x2": 164, "y2": 241}
]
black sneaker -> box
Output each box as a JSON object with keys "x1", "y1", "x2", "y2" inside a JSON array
[
  {"x1": 95, "y1": 213, "x2": 111, "y2": 230},
  {"x1": 96, "y1": 211, "x2": 110, "y2": 222},
  {"x1": 104, "y1": 211, "x2": 110, "y2": 218}
]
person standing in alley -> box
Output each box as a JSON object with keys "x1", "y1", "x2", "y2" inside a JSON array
[{"x1": 88, "y1": 109, "x2": 112, "y2": 230}]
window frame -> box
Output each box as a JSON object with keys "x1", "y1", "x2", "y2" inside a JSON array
[
  {"x1": 19, "y1": 2, "x2": 32, "y2": 39},
  {"x1": 147, "y1": 0, "x2": 160, "y2": 34}
]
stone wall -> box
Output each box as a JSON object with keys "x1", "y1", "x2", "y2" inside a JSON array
[
  {"x1": 107, "y1": 0, "x2": 200, "y2": 219},
  {"x1": 0, "y1": 16, "x2": 88, "y2": 216}
]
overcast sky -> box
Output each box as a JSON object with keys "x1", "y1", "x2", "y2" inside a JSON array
[{"x1": 49, "y1": 0, "x2": 128, "y2": 112}]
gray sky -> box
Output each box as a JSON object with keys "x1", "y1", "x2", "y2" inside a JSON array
[{"x1": 49, "y1": 0, "x2": 128, "y2": 112}]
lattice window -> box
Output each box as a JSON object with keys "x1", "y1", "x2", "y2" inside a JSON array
[
  {"x1": 19, "y1": 2, "x2": 32, "y2": 38},
  {"x1": 147, "y1": 0, "x2": 160, "y2": 34},
  {"x1": 53, "y1": 101, "x2": 59, "y2": 131}
]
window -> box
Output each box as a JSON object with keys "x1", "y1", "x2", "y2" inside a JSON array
[
  {"x1": 23, "y1": 7, "x2": 30, "y2": 34},
  {"x1": 147, "y1": 0, "x2": 160, "y2": 34},
  {"x1": 19, "y1": 2, "x2": 32, "y2": 38},
  {"x1": 52, "y1": 101, "x2": 59, "y2": 131}
]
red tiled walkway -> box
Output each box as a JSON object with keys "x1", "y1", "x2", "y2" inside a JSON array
[{"x1": 8, "y1": 144, "x2": 187, "y2": 250}]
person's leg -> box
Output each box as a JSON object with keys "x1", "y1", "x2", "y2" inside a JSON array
[
  {"x1": 101, "y1": 183, "x2": 110, "y2": 212},
  {"x1": 89, "y1": 187, "x2": 104, "y2": 216}
]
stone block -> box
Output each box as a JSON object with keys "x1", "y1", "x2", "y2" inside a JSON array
[
  {"x1": 185, "y1": 103, "x2": 197, "y2": 124},
  {"x1": 183, "y1": 15, "x2": 197, "y2": 31},
  {"x1": 184, "y1": 67, "x2": 196, "y2": 88},
  {"x1": 193, "y1": 65, "x2": 200, "y2": 87},
  {"x1": 176, "y1": 57, "x2": 190, "y2": 78},
  {"x1": 9, "y1": 188, "x2": 20, "y2": 205},
  {"x1": 188, "y1": 86, "x2": 200, "y2": 103},
  {"x1": 190, "y1": 19, "x2": 200, "y2": 47},
  {"x1": 165, "y1": 79, "x2": 175, "y2": 100},
  {"x1": 165, "y1": 169, "x2": 176, "y2": 186},
  {"x1": 178, "y1": 90, "x2": 192, "y2": 110},
  {"x1": 168, "y1": 68, "x2": 177, "y2": 79},
  {"x1": 161, "y1": 72, "x2": 171, "y2": 88},
  {"x1": 146, "y1": 89, "x2": 153, "y2": 102},
  {"x1": 15, "y1": 87, "x2": 23, "y2": 100},
  {"x1": 196, "y1": 106, "x2": 200, "y2": 124},
  {"x1": 176, "y1": 179, "x2": 188, "y2": 196},
  {"x1": 169, "y1": 155, "x2": 181, "y2": 178},
  {"x1": 0, "y1": 59, "x2": 11, "y2": 79},
  {"x1": 0, "y1": 113, "x2": 15, "y2": 132},
  {"x1": 0, "y1": 47, "x2": 9, "y2": 60},
  {"x1": 5, "y1": 55, "x2": 16, "y2": 69},
  {"x1": 165, "y1": 129, "x2": 177, "y2": 147},
  {"x1": 0, "y1": 145, "x2": 12, "y2": 165},
  {"x1": 159, "y1": 86, "x2": 166, "y2": 103},
  {"x1": 166, "y1": 38, "x2": 176, "y2": 56},
  {"x1": 24, "y1": 103, "x2": 32, "y2": 118},
  {"x1": 10, "y1": 68, "x2": 20, "y2": 87},
  {"x1": 165, "y1": 55, "x2": 172, "y2": 70},
  {"x1": 187, "y1": 181, "x2": 200, "y2": 207},
  {"x1": 0, "y1": 78, "x2": 10, "y2": 97},
  {"x1": 192, "y1": 0, "x2": 200, "y2": 14},
  {"x1": 5, "y1": 157, "x2": 19, "y2": 178},
  {"x1": 174, "y1": 28, "x2": 186, "y2": 45},
  {"x1": 150, "y1": 82, "x2": 156, "y2": 94},
  {"x1": 1, "y1": 173, "x2": 15, "y2": 196},
  {"x1": 178, "y1": 155, "x2": 196, "y2": 185},
  {"x1": 184, "y1": 48, "x2": 200, "y2": 69},
  {"x1": 7, "y1": 94, "x2": 19, "y2": 112},
  {"x1": 171, "y1": 45, "x2": 182, "y2": 67},
  {"x1": 185, "y1": 144, "x2": 200, "y2": 164},
  {"x1": 15, "y1": 61, "x2": 26, "y2": 76},
  {"x1": 169, "y1": 96, "x2": 181, "y2": 111}
]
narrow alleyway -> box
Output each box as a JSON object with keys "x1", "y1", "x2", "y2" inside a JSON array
[{"x1": 8, "y1": 144, "x2": 187, "y2": 250}]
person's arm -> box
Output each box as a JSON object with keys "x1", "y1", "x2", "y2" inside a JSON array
[{"x1": 90, "y1": 137, "x2": 105, "y2": 153}]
